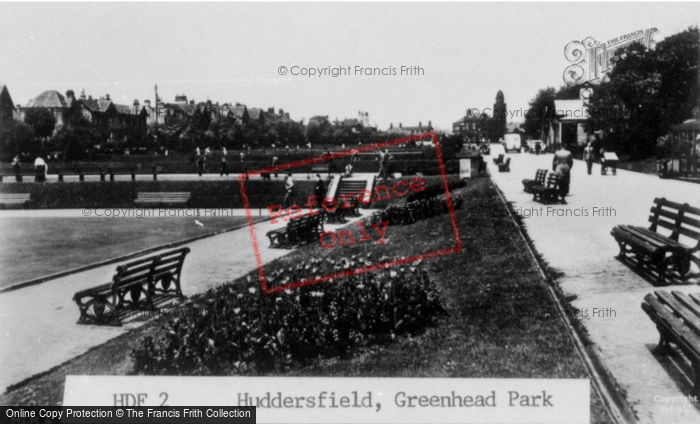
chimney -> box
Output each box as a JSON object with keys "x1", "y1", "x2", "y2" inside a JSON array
[
  {"x1": 105, "y1": 94, "x2": 110, "y2": 101},
  {"x1": 279, "y1": 108, "x2": 284, "y2": 117},
  {"x1": 79, "y1": 89, "x2": 86, "y2": 100},
  {"x1": 66, "y1": 90, "x2": 75, "y2": 105},
  {"x1": 133, "y1": 99, "x2": 140, "y2": 114},
  {"x1": 268, "y1": 107, "x2": 275, "y2": 114},
  {"x1": 144, "y1": 99, "x2": 151, "y2": 107},
  {"x1": 418, "y1": 121, "x2": 422, "y2": 128},
  {"x1": 428, "y1": 120, "x2": 432, "y2": 128},
  {"x1": 399, "y1": 123, "x2": 402, "y2": 128}
]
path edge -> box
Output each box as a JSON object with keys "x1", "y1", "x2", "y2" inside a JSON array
[
  {"x1": 0, "y1": 217, "x2": 269, "y2": 294},
  {"x1": 489, "y1": 176, "x2": 637, "y2": 424}
]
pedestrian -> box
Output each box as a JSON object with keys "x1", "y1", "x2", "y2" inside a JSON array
[
  {"x1": 11, "y1": 154, "x2": 22, "y2": 182},
  {"x1": 240, "y1": 151, "x2": 246, "y2": 162},
  {"x1": 599, "y1": 147, "x2": 607, "y2": 175},
  {"x1": 535, "y1": 141, "x2": 541, "y2": 155},
  {"x1": 378, "y1": 149, "x2": 388, "y2": 179},
  {"x1": 196, "y1": 154, "x2": 205, "y2": 177},
  {"x1": 271, "y1": 155, "x2": 279, "y2": 178},
  {"x1": 552, "y1": 145, "x2": 573, "y2": 202},
  {"x1": 220, "y1": 156, "x2": 228, "y2": 177},
  {"x1": 344, "y1": 162, "x2": 353, "y2": 177},
  {"x1": 34, "y1": 154, "x2": 48, "y2": 182},
  {"x1": 283, "y1": 172, "x2": 294, "y2": 207},
  {"x1": 583, "y1": 142, "x2": 594, "y2": 175},
  {"x1": 313, "y1": 174, "x2": 326, "y2": 204}
]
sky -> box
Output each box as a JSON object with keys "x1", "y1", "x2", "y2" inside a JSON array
[{"x1": 1, "y1": 2, "x2": 698, "y2": 131}]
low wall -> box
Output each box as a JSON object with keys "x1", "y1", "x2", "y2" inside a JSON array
[{"x1": 0, "y1": 180, "x2": 318, "y2": 209}]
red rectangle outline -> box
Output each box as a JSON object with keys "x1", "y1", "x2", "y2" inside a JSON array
[{"x1": 239, "y1": 131, "x2": 463, "y2": 295}]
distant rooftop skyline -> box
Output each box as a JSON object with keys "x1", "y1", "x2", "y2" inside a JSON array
[{"x1": 1, "y1": 2, "x2": 698, "y2": 131}]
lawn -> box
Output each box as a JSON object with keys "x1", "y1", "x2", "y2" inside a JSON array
[
  {"x1": 0, "y1": 216, "x2": 249, "y2": 288},
  {"x1": 0, "y1": 178, "x2": 612, "y2": 423}
]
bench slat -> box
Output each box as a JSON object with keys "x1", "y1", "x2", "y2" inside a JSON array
[{"x1": 656, "y1": 290, "x2": 700, "y2": 336}]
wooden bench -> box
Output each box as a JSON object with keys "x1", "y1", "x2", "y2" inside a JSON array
[
  {"x1": 522, "y1": 169, "x2": 548, "y2": 193},
  {"x1": 310, "y1": 164, "x2": 330, "y2": 177},
  {"x1": 492, "y1": 153, "x2": 504, "y2": 165},
  {"x1": 73, "y1": 247, "x2": 190, "y2": 325},
  {"x1": 134, "y1": 192, "x2": 191, "y2": 206},
  {"x1": 642, "y1": 290, "x2": 700, "y2": 395},
  {"x1": 0, "y1": 193, "x2": 30, "y2": 208},
  {"x1": 497, "y1": 157, "x2": 511, "y2": 172},
  {"x1": 531, "y1": 174, "x2": 562, "y2": 204},
  {"x1": 611, "y1": 199, "x2": 700, "y2": 284},
  {"x1": 266, "y1": 212, "x2": 325, "y2": 248}
]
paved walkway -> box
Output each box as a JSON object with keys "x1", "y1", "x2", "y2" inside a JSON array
[
  {"x1": 489, "y1": 146, "x2": 700, "y2": 424},
  {"x1": 0, "y1": 213, "x2": 368, "y2": 391}
]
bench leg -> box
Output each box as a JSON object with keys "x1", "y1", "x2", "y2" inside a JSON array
[
  {"x1": 652, "y1": 327, "x2": 672, "y2": 355},
  {"x1": 693, "y1": 361, "x2": 700, "y2": 397},
  {"x1": 75, "y1": 295, "x2": 121, "y2": 326}
]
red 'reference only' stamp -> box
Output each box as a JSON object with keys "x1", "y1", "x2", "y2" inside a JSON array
[{"x1": 239, "y1": 131, "x2": 462, "y2": 295}]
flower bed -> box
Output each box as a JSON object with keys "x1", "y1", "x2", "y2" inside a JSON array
[{"x1": 131, "y1": 254, "x2": 446, "y2": 375}]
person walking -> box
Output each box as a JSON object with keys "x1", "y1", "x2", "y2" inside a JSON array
[
  {"x1": 11, "y1": 155, "x2": 22, "y2": 182},
  {"x1": 583, "y1": 142, "x2": 594, "y2": 175},
  {"x1": 219, "y1": 154, "x2": 228, "y2": 177},
  {"x1": 377, "y1": 149, "x2": 389, "y2": 179},
  {"x1": 552, "y1": 145, "x2": 573, "y2": 202},
  {"x1": 313, "y1": 174, "x2": 326, "y2": 204},
  {"x1": 196, "y1": 154, "x2": 205, "y2": 177},
  {"x1": 283, "y1": 172, "x2": 295, "y2": 207},
  {"x1": 535, "y1": 141, "x2": 541, "y2": 156}
]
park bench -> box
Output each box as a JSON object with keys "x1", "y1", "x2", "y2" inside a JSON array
[
  {"x1": 497, "y1": 157, "x2": 511, "y2": 172},
  {"x1": 73, "y1": 247, "x2": 190, "y2": 325},
  {"x1": 310, "y1": 164, "x2": 331, "y2": 177},
  {"x1": 611, "y1": 198, "x2": 700, "y2": 284},
  {"x1": 266, "y1": 212, "x2": 325, "y2": 248},
  {"x1": 531, "y1": 174, "x2": 562, "y2": 204},
  {"x1": 0, "y1": 193, "x2": 31, "y2": 208},
  {"x1": 57, "y1": 166, "x2": 160, "y2": 182},
  {"x1": 641, "y1": 290, "x2": 700, "y2": 395},
  {"x1": 522, "y1": 169, "x2": 548, "y2": 193},
  {"x1": 134, "y1": 192, "x2": 191, "y2": 206},
  {"x1": 492, "y1": 153, "x2": 504, "y2": 165}
]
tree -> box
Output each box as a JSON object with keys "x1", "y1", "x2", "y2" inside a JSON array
[
  {"x1": 587, "y1": 27, "x2": 699, "y2": 157},
  {"x1": 0, "y1": 121, "x2": 34, "y2": 160},
  {"x1": 523, "y1": 87, "x2": 556, "y2": 139},
  {"x1": 24, "y1": 108, "x2": 56, "y2": 140}
]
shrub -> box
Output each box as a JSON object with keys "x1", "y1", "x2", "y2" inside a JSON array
[{"x1": 131, "y1": 255, "x2": 446, "y2": 375}]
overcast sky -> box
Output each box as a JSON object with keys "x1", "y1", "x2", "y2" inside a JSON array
[{"x1": 1, "y1": 2, "x2": 698, "y2": 131}]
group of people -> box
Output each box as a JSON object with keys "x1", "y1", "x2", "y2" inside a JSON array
[
  {"x1": 194, "y1": 146, "x2": 230, "y2": 177},
  {"x1": 583, "y1": 142, "x2": 617, "y2": 175},
  {"x1": 280, "y1": 172, "x2": 326, "y2": 208},
  {"x1": 10, "y1": 154, "x2": 48, "y2": 182}
]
